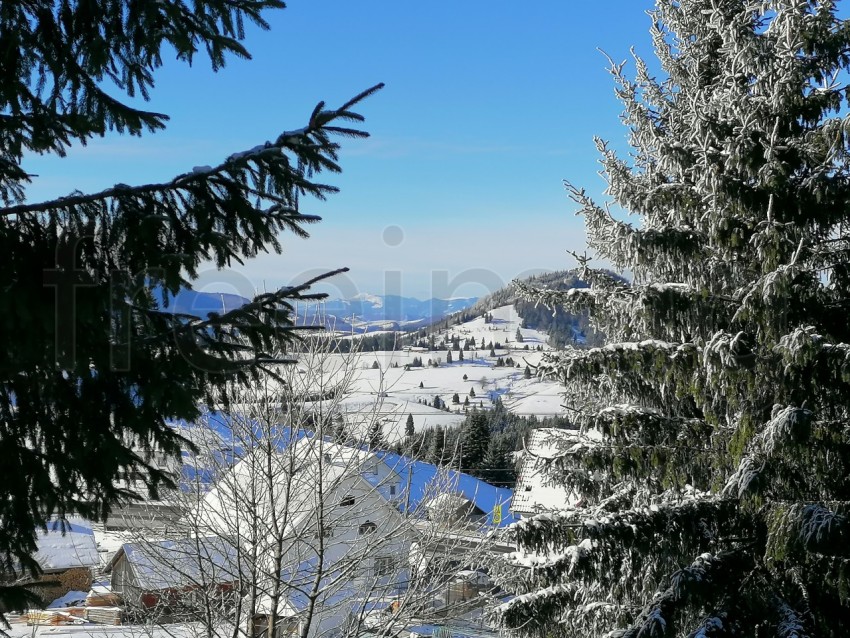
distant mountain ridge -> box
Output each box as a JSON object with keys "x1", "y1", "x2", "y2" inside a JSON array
[
  {"x1": 166, "y1": 288, "x2": 251, "y2": 316},
  {"x1": 314, "y1": 295, "x2": 477, "y2": 326},
  {"x1": 165, "y1": 288, "x2": 477, "y2": 333}
]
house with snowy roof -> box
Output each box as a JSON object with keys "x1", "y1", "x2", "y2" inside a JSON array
[
  {"x1": 186, "y1": 435, "x2": 413, "y2": 638},
  {"x1": 191, "y1": 435, "x2": 515, "y2": 636},
  {"x1": 511, "y1": 428, "x2": 580, "y2": 517},
  {"x1": 114, "y1": 419, "x2": 517, "y2": 635},
  {"x1": 374, "y1": 450, "x2": 517, "y2": 529},
  {"x1": 174, "y1": 417, "x2": 517, "y2": 530}
]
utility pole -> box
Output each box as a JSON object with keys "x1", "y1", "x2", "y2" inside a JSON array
[{"x1": 404, "y1": 463, "x2": 413, "y2": 516}]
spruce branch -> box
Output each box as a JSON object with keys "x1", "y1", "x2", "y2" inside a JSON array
[{"x1": 2, "y1": 86, "x2": 384, "y2": 219}]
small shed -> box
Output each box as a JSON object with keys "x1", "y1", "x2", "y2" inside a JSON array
[
  {"x1": 26, "y1": 519, "x2": 100, "y2": 606},
  {"x1": 105, "y1": 537, "x2": 240, "y2": 611},
  {"x1": 34, "y1": 519, "x2": 100, "y2": 573}
]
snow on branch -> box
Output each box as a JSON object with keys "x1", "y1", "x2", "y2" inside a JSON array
[
  {"x1": 499, "y1": 538, "x2": 595, "y2": 593},
  {"x1": 733, "y1": 263, "x2": 816, "y2": 326},
  {"x1": 615, "y1": 549, "x2": 753, "y2": 638},
  {"x1": 687, "y1": 610, "x2": 732, "y2": 638},
  {"x1": 512, "y1": 279, "x2": 599, "y2": 318},
  {"x1": 724, "y1": 406, "x2": 812, "y2": 497},
  {"x1": 508, "y1": 495, "x2": 738, "y2": 556},
  {"x1": 759, "y1": 406, "x2": 813, "y2": 456},
  {"x1": 798, "y1": 504, "x2": 850, "y2": 554},
  {"x1": 774, "y1": 596, "x2": 812, "y2": 638},
  {"x1": 766, "y1": 502, "x2": 850, "y2": 561},
  {"x1": 518, "y1": 272, "x2": 739, "y2": 350},
  {"x1": 723, "y1": 454, "x2": 765, "y2": 501},
  {"x1": 537, "y1": 339, "x2": 696, "y2": 390},
  {"x1": 568, "y1": 175, "x2": 708, "y2": 274},
  {"x1": 565, "y1": 182, "x2": 636, "y2": 271},
  {"x1": 592, "y1": 404, "x2": 709, "y2": 447},
  {"x1": 775, "y1": 326, "x2": 850, "y2": 372},
  {"x1": 493, "y1": 584, "x2": 622, "y2": 636},
  {"x1": 491, "y1": 582, "x2": 588, "y2": 633}
]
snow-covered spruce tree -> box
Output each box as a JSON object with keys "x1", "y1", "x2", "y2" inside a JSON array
[
  {"x1": 497, "y1": 2, "x2": 850, "y2": 636},
  {"x1": 0, "y1": 0, "x2": 381, "y2": 616}
]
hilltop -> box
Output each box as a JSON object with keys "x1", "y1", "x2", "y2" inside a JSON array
[{"x1": 428, "y1": 270, "x2": 613, "y2": 347}]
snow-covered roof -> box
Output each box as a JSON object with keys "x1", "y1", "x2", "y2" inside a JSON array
[
  {"x1": 423, "y1": 492, "x2": 479, "y2": 513},
  {"x1": 375, "y1": 451, "x2": 517, "y2": 528},
  {"x1": 174, "y1": 416, "x2": 401, "y2": 491},
  {"x1": 173, "y1": 415, "x2": 515, "y2": 529},
  {"x1": 33, "y1": 519, "x2": 100, "y2": 572},
  {"x1": 511, "y1": 428, "x2": 579, "y2": 515},
  {"x1": 196, "y1": 446, "x2": 357, "y2": 539},
  {"x1": 196, "y1": 426, "x2": 405, "y2": 518},
  {"x1": 107, "y1": 537, "x2": 240, "y2": 591},
  {"x1": 291, "y1": 436, "x2": 400, "y2": 484}
]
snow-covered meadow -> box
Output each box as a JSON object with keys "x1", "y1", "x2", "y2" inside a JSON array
[{"x1": 305, "y1": 305, "x2": 567, "y2": 443}]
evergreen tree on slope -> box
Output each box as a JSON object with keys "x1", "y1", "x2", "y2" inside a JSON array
[
  {"x1": 0, "y1": 0, "x2": 381, "y2": 614},
  {"x1": 461, "y1": 409, "x2": 490, "y2": 472},
  {"x1": 497, "y1": 2, "x2": 850, "y2": 636},
  {"x1": 428, "y1": 426, "x2": 447, "y2": 465}
]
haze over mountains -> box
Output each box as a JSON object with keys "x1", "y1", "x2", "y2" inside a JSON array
[
  {"x1": 164, "y1": 269, "x2": 603, "y2": 337},
  {"x1": 311, "y1": 294, "x2": 478, "y2": 331},
  {"x1": 167, "y1": 288, "x2": 478, "y2": 333}
]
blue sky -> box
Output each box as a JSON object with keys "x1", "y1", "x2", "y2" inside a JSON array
[{"x1": 26, "y1": 1, "x2": 656, "y2": 300}]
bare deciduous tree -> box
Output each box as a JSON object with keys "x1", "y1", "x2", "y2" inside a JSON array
[{"x1": 113, "y1": 333, "x2": 504, "y2": 638}]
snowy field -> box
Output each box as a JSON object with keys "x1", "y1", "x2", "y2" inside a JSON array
[
  {"x1": 302, "y1": 305, "x2": 567, "y2": 443},
  {"x1": 3, "y1": 622, "x2": 223, "y2": 638}
]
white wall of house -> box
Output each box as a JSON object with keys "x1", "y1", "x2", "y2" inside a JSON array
[
  {"x1": 254, "y1": 473, "x2": 412, "y2": 638},
  {"x1": 511, "y1": 428, "x2": 580, "y2": 518},
  {"x1": 358, "y1": 454, "x2": 403, "y2": 504}
]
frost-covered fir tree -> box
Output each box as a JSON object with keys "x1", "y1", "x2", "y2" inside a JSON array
[{"x1": 497, "y1": 2, "x2": 850, "y2": 636}]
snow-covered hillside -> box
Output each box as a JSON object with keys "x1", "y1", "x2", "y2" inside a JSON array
[
  {"x1": 309, "y1": 304, "x2": 567, "y2": 443},
  {"x1": 163, "y1": 304, "x2": 565, "y2": 446}
]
